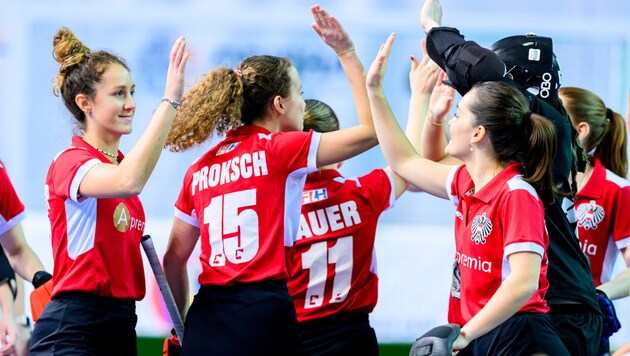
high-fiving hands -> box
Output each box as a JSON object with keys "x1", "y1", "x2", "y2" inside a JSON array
[
  {"x1": 366, "y1": 33, "x2": 396, "y2": 90},
  {"x1": 311, "y1": 5, "x2": 354, "y2": 56}
]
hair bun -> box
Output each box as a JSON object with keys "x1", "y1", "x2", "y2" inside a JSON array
[{"x1": 52, "y1": 27, "x2": 90, "y2": 94}]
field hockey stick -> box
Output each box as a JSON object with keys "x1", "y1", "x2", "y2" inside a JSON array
[{"x1": 141, "y1": 235, "x2": 185, "y2": 343}]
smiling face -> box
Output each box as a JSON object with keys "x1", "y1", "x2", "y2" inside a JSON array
[
  {"x1": 278, "y1": 65, "x2": 305, "y2": 132},
  {"x1": 445, "y1": 92, "x2": 477, "y2": 160},
  {"x1": 83, "y1": 63, "x2": 136, "y2": 140}
]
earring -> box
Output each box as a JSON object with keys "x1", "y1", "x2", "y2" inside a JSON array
[{"x1": 469, "y1": 143, "x2": 473, "y2": 152}]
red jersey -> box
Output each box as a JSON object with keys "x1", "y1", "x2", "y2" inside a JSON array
[
  {"x1": 0, "y1": 161, "x2": 26, "y2": 235},
  {"x1": 575, "y1": 157, "x2": 630, "y2": 285},
  {"x1": 174, "y1": 125, "x2": 321, "y2": 286},
  {"x1": 45, "y1": 136, "x2": 146, "y2": 300},
  {"x1": 446, "y1": 163, "x2": 550, "y2": 326},
  {"x1": 288, "y1": 169, "x2": 395, "y2": 322}
]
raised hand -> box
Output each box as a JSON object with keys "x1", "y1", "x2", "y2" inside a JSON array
[
  {"x1": 409, "y1": 39, "x2": 441, "y2": 95},
  {"x1": 310, "y1": 5, "x2": 354, "y2": 55},
  {"x1": 420, "y1": 0, "x2": 443, "y2": 33},
  {"x1": 366, "y1": 33, "x2": 396, "y2": 90},
  {"x1": 428, "y1": 71, "x2": 456, "y2": 124},
  {"x1": 163, "y1": 37, "x2": 189, "y2": 102}
]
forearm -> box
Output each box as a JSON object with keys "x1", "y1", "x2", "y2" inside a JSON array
[
  {"x1": 13, "y1": 276, "x2": 24, "y2": 316},
  {"x1": 338, "y1": 51, "x2": 372, "y2": 130},
  {"x1": 163, "y1": 252, "x2": 190, "y2": 318},
  {"x1": 461, "y1": 250, "x2": 542, "y2": 341},
  {"x1": 461, "y1": 270, "x2": 537, "y2": 341},
  {"x1": 406, "y1": 92, "x2": 431, "y2": 154},
  {"x1": 368, "y1": 89, "x2": 419, "y2": 171},
  {"x1": 117, "y1": 103, "x2": 177, "y2": 193},
  {"x1": 0, "y1": 283, "x2": 14, "y2": 319},
  {"x1": 1, "y1": 224, "x2": 46, "y2": 282},
  {"x1": 598, "y1": 268, "x2": 630, "y2": 300},
  {"x1": 421, "y1": 113, "x2": 449, "y2": 161},
  {"x1": 8, "y1": 248, "x2": 45, "y2": 283}
]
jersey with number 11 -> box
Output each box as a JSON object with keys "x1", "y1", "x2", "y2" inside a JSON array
[
  {"x1": 174, "y1": 125, "x2": 321, "y2": 286},
  {"x1": 288, "y1": 169, "x2": 395, "y2": 322}
]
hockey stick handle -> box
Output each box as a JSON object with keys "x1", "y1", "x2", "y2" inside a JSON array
[{"x1": 141, "y1": 235, "x2": 185, "y2": 343}]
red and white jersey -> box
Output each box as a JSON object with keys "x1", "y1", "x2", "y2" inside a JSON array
[
  {"x1": 174, "y1": 125, "x2": 321, "y2": 286},
  {"x1": 46, "y1": 136, "x2": 146, "y2": 300},
  {"x1": 575, "y1": 157, "x2": 630, "y2": 285},
  {"x1": 446, "y1": 163, "x2": 550, "y2": 326},
  {"x1": 0, "y1": 161, "x2": 26, "y2": 235},
  {"x1": 287, "y1": 169, "x2": 395, "y2": 322}
]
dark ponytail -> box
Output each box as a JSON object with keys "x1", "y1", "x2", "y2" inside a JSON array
[
  {"x1": 468, "y1": 81, "x2": 558, "y2": 204},
  {"x1": 523, "y1": 112, "x2": 558, "y2": 205}
]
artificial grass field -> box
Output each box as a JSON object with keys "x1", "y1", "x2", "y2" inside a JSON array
[{"x1": 137, "y1": 337, "x2": 413, "y2": 355}]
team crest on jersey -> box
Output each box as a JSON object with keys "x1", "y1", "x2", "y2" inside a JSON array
[
  {"x1": 217, "y1": 142, "x2": 240, "y2": 156},
  {"x1": 471, "y1": 212, "x2": 492, "y2": 244},
  {"x1": 576, "y1": 200, "x2": 605, "y2": 230},
  {"x1": 302, "y1": 188, "x2": 328, "y2": 204}
]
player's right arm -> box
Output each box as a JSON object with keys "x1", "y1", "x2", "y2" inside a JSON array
[
  {"x1": 367, "y1": 33, "x2": 453, "y2": 199},
  {"x1": 0, "y1": 224, "x2": 46, "y2": 283},
  {"x1": 163, "y1": 217, "x2": 200, "y2": 318}
]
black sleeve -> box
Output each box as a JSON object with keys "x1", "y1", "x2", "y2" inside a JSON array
[{"x1": 425, "y1": 27, "x2": 505, "y2": 96}]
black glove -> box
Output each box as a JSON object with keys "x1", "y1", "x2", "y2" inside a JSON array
[
  {"x1": 32, "y1": 270, "x2": 53, "y2": 288},
  {"x1": 596, "y1": 289, "x2": 621, "y2": 343},
  {"x1": 409, "y1": 323, "x2": 460, "y2": 356}
]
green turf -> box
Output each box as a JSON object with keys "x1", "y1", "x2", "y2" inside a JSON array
[{"x1": 138, "y1": 337, "x2": 412, "y2": 355}]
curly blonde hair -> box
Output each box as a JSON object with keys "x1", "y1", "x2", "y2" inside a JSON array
[
  {"x1": 166, "y1": 55, "x2": 293, "y2": 152},
  {"x1": 52, "y1": 27, "x2": 129, "y2": 129}
]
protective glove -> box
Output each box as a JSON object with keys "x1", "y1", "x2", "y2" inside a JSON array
[
  {"x1": 596, "y1": 289, "x2": 621, "y2": 344},
  {"x1": 410, "y1": 323, "x2": 460, "y2": 356},
  {"x1": 30, "y1": 271, "x2": 53, "y2": 323},
  {"x1": 163, "y1": 328, "x2": 181, "y2": 356}
]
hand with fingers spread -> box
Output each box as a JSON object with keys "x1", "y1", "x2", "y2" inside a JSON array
[
  {"x1": 310, "y1": 5, "x2": 354, "y2": 56},
  {"x1": 409, "y1": 39, "x2": 441, "y2": 96},
  {"x1": 427, "y1": 71, "x2": 455, "y2": 125},
  {"x1": 366, "y1": 33, "x2": 396, "y2": 90},
  {"x1": 420, "y1": 0, "x2": 443, "y2": 33}
]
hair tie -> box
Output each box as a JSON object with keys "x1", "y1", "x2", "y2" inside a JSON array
[
  {"x1": 234, "y1": 69, "x2": 243, "y2": 78},
  {"x1": 523, "y1": 111, "x2": 533, "y2": 122},
  {"x1": 606, "y1": 108, "x2": 613, "y2": 121}
]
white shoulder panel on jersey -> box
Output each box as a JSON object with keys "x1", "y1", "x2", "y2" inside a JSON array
[
  {"x1": 507, "y1": 175, "x2": 539, "y2": 201},
  {"x1": 445, "y1": 165, "x2": 461, "y2": 206},
  {"x1": 606, "y1": 170, "x2": 630, "y2": 188},
  {"x1": 69, "y1": 159, "x2": 102, "y2": 202}
]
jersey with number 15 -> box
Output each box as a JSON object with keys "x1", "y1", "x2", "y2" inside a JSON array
[{"x1": 174, "y1": 125, "x2": 321, "y2": 286}]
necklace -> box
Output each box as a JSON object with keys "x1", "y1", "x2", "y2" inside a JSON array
[{"x1": 91, "y1": 145, "x2": 118, "y2": 159}]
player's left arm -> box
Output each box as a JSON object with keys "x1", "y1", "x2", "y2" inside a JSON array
[{"x1": 457, "y1": 251, "x2": 541, "y2": 346}]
